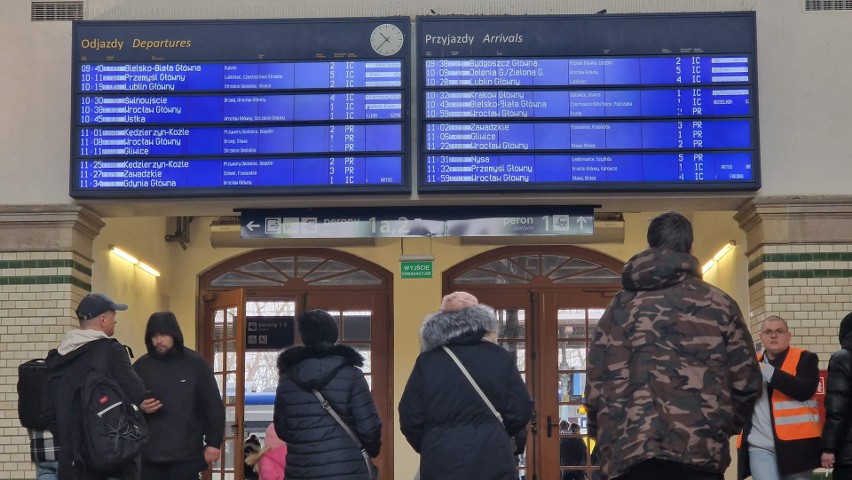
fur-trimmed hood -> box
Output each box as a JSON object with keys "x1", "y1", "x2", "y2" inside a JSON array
[
  {"x1": 277, "y1": 343, "x2": 364, "y2": 390},
  {"x1": 419, "y1": 304, "x2": 499, "y2": 352}
]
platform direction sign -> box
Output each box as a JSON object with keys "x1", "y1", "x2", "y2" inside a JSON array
[{"x1": 240, "y1": 205, "x2": 595, "y2": 239}]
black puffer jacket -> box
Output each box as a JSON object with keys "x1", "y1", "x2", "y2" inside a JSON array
[
  {"x1": 398, "y1": 304, "x2": 533, "y2": 480},
  {"x1": 274, "y1": 344, "x2": 381, "y2": 480},
  {"x1": 821, "y1": 312, "x2": 852, "y2": 465}
]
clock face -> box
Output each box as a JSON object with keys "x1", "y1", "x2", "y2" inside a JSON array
[{"x1": 370, "y1": 24, "x2": 404, "y2": 56}]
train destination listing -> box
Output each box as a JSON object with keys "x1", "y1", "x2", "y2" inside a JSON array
[
  {"x1": 71, "y1": 19, "x2": 410, "y2": 197},
  {"x1": 79, "y1": 60, "x2": 403, "y2": 92},
  {"x1": 77, "y1": 157, "x2": 403, "y2": 189},
  {"x1": 418, "y1": 13, "x2": 758, "y2": 191},
  {"x1": 424, "y1": 153, "x2": 752, "y2": 184}
]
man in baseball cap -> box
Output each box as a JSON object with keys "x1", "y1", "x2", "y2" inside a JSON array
[{"x1": 43, "y1": 293, "x2": 145, "y2": 479}]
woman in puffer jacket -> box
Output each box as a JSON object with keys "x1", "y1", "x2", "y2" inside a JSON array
[
  {"x1": 273, "y1": 310, "x2": 382, "y2": 480},
  {"x1": 821, "y1": 311, "x2": 852, "y2": 479},
  {"x1": 399, "y1": 291, "x2": 533, "y2": 480}
]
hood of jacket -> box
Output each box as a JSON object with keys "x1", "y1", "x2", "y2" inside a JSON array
[
  {"x1": 621, "y1": 247, "x2": 702, "y2": 292},
  {"x1": 45, "y1": 333, "x2": 112, "y2": 370},
  {"x1": 840, "y1": 312, "x2": 852, "y2": 350},
  {"x1": 56, "y1": 329, "x2": 109, "y2": 355},
  {"x1": 419, "y1": 304, "x2": 499, "y2": 352},
  {"x1": 145, "y1": 311, "x2": 185, "y2": 355},
  {"x1": 277, "y1": 343, "x2": 364, "y2": 390}
]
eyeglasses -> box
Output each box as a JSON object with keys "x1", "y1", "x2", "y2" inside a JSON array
[{"x1": 761, "y1": 328, "x2": 789, "y2": 336}]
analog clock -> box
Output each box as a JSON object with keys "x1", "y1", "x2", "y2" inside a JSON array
[{"x1": 370, "y1": 23, "x2": 404, "y2": 56}]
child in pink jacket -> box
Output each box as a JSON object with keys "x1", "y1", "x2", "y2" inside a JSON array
[{"x1": 246, "y1": 423, "x2": 287, "y2": 480}]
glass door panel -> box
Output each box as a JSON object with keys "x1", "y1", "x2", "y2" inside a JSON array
[
  {"x1": 550, "y1": 303, "x2": 608, "y2": 480},
  {"x1": 243, "y1": 299, "x2": 296, "y2": 441},
  {"x1": 495, "y1": 307, "x2": 529, "y2": 480},
  {"x1": 206, "y1": 289, "x2": 245, "y2": 480}
]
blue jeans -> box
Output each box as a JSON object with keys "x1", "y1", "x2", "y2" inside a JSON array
[
  {"x1": 748, "y1": 448, "x2": 812, "y2": 480},
  {"x1": 36, "y1": 460, "x2": 58, "y2": 480}
]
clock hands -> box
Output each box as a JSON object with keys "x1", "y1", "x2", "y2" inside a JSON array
[{"x1": 376, "y1": 35, "x2": 391, "y2": 49}]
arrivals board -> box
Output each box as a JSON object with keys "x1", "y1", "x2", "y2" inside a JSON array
[
  {"x1": 417, "y1": 13, "x2": 760, "y2": 192},
  {"x1": 71, "y1": 19, "x2": 410, "y2": 198}
]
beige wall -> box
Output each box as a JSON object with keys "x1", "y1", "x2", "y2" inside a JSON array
[{"x1": 1, "y1": 0, "x2": 852, "y2": 208}]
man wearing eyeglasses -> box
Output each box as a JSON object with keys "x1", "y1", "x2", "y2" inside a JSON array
[{"x1": 736, "y1": 315, "x2": 821, "y2": 480}]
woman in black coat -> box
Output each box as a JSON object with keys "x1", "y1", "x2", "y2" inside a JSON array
[
  {"x1": 821, "y1": 311, "x2": 852, "y2": 479},
  {"x1": 399, "y1": 292, "x2": 534, "y2": 480},
  {"x1": 273, "y1": 310, "x2": 382, "y2": 480}
]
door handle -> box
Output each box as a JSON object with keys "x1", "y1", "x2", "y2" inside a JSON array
[
  {"x1": 530, "y1": 410, "x2": 537, "y2": 435},
  {"x1": 546, "y1": 415, "x2": 561, "y2": 438}
]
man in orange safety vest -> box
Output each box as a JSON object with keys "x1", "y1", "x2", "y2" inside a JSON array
[{"x1": 736, "y1": 315, "x2": 821, "y2": 480}]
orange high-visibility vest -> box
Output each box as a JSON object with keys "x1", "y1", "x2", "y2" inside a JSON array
[
  {"x1": 736, "y1": 347, "x2": 821, "y2": 447},
  {"x1": 769, "y1": 347, "x2": 821, "y2": 440}
]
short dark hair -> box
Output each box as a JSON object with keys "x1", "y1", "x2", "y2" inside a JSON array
[{"x1": 647, "y1": 211, "x2": 693, "y2": 253}]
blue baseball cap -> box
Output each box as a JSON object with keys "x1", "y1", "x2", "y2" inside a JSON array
[{"x1": 76, "y1": 293, "x2": 128, "y2": 320}]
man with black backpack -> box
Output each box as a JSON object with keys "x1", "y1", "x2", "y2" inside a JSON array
[{"x1": 43, "y1": 293, "x2": 146, "y2": 480}]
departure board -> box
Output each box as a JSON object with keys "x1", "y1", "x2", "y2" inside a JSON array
[
  {"x1": 71, "y1": 19, "x2": 410, "y2": 198},
  {"x1": 417, "y1": 13, "x2": 760, "y2": 192}
]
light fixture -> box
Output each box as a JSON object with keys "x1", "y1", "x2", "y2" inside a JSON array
[
  {"x1": 109, "y1": 245, "x2": 161, "y2": 277},
  {"x1": 702, "y1": 241, "x2": 736, "y2": 274}
]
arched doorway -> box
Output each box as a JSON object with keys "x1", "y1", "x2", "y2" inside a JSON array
[
  {"x1": 198, "y1": 249, "x2": 393, "y2": 480},
  {"x1": 444, "y1": 245, "x2": 624, "y2": 480}
]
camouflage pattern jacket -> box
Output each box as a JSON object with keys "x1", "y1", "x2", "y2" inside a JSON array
[{"x1": 584, "y1": 248, "x2": 761, "y2": 480}]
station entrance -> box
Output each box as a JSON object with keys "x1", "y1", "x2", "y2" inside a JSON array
[
  {"x1": 197, "y1": 249, "x2": 392, "y2": 480},
  {"x1": 194, "y1": 245, "x2": 622, "y2": 480},
  {"x1": 445, "y1": 246, "x2": 623, "y2": 480}
]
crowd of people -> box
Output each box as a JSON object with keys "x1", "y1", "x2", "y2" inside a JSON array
[{"x1": 21, "y1": 210, "x2": 852, "y2": 480}]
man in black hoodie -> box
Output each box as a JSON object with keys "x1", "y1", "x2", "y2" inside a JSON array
[
  {"x1": 132, "y1": 312, "x2": 225, "y2": 480},
  {"x1": 821, "y1": 311, "x2": 852, "y2": 478}
]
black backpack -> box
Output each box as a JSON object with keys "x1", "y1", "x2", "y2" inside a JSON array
[
  {"x1": 17, "y1": 358, "x2": 49, "y2": 429},
  {"x1": 70, "y1": 340, "x2": 148, "y2": 471}
]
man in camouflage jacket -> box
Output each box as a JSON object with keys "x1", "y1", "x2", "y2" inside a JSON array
[{"x1": 584, "y1": 211, "x2": 762, "y2": 480}]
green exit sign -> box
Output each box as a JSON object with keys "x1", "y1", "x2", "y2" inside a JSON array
[{"x1": 401, "y1": 261, "x2": 432, "y2": 279}]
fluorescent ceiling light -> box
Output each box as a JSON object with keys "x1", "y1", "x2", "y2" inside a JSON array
[
  {"x1": 109, "y1": 245, "x2": 139, "y2": 264},
  {"x1": 137, "y1": 261, "x2": 161, "y2": 277},
  {"x1": 702, "y1": 241, "x2": 736, "y2": 274},
  {"x1": 109, "y1": 245, "x2": 160, "y2": 277}
]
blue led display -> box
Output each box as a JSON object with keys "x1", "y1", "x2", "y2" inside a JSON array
[
  {"x1": 71, "y1": 19, "x2": 410, "y2": 198},
  {"x1": 418, "y1": 13, "x2": 760, "y2": 192}
]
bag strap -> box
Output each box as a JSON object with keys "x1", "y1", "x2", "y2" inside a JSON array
[
  {"x1": 312, "y1": 389, "x2": 365, "y2": 450},
  {"x1": 91, "y1": 338, "x2": 117, "y2": 373},
  {"x1": 312, "y1": 390, "x2": 375, "y2": 475},
  {"x1": 442, "y1": 345, "x2": 503, "y2": 424}
]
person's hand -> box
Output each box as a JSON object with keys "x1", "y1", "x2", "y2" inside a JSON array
[
  {"x1": 821, "y1": 452, "x2": 835, "y2": 469},
  {"x1": 204, "y1": 446, "x2": 221, "y2": 464},
  {"x1": 139, "y1": 397, "x2": 162, "y2": 414}
]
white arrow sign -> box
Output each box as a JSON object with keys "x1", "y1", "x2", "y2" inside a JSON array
[{"x1": 246, "y1": 221, "x2": 258, "y2": 231}]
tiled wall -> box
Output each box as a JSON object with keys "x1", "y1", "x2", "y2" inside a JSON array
[
  {"x1": 0, "y1": 205, "x2": 102, "y2": 479},
  {"x1": 747, "y1": 244, "x2": 852, "y2": 368},
  {"x1": 0, "y1": 251, "x2": 93, "y2": 478}
]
